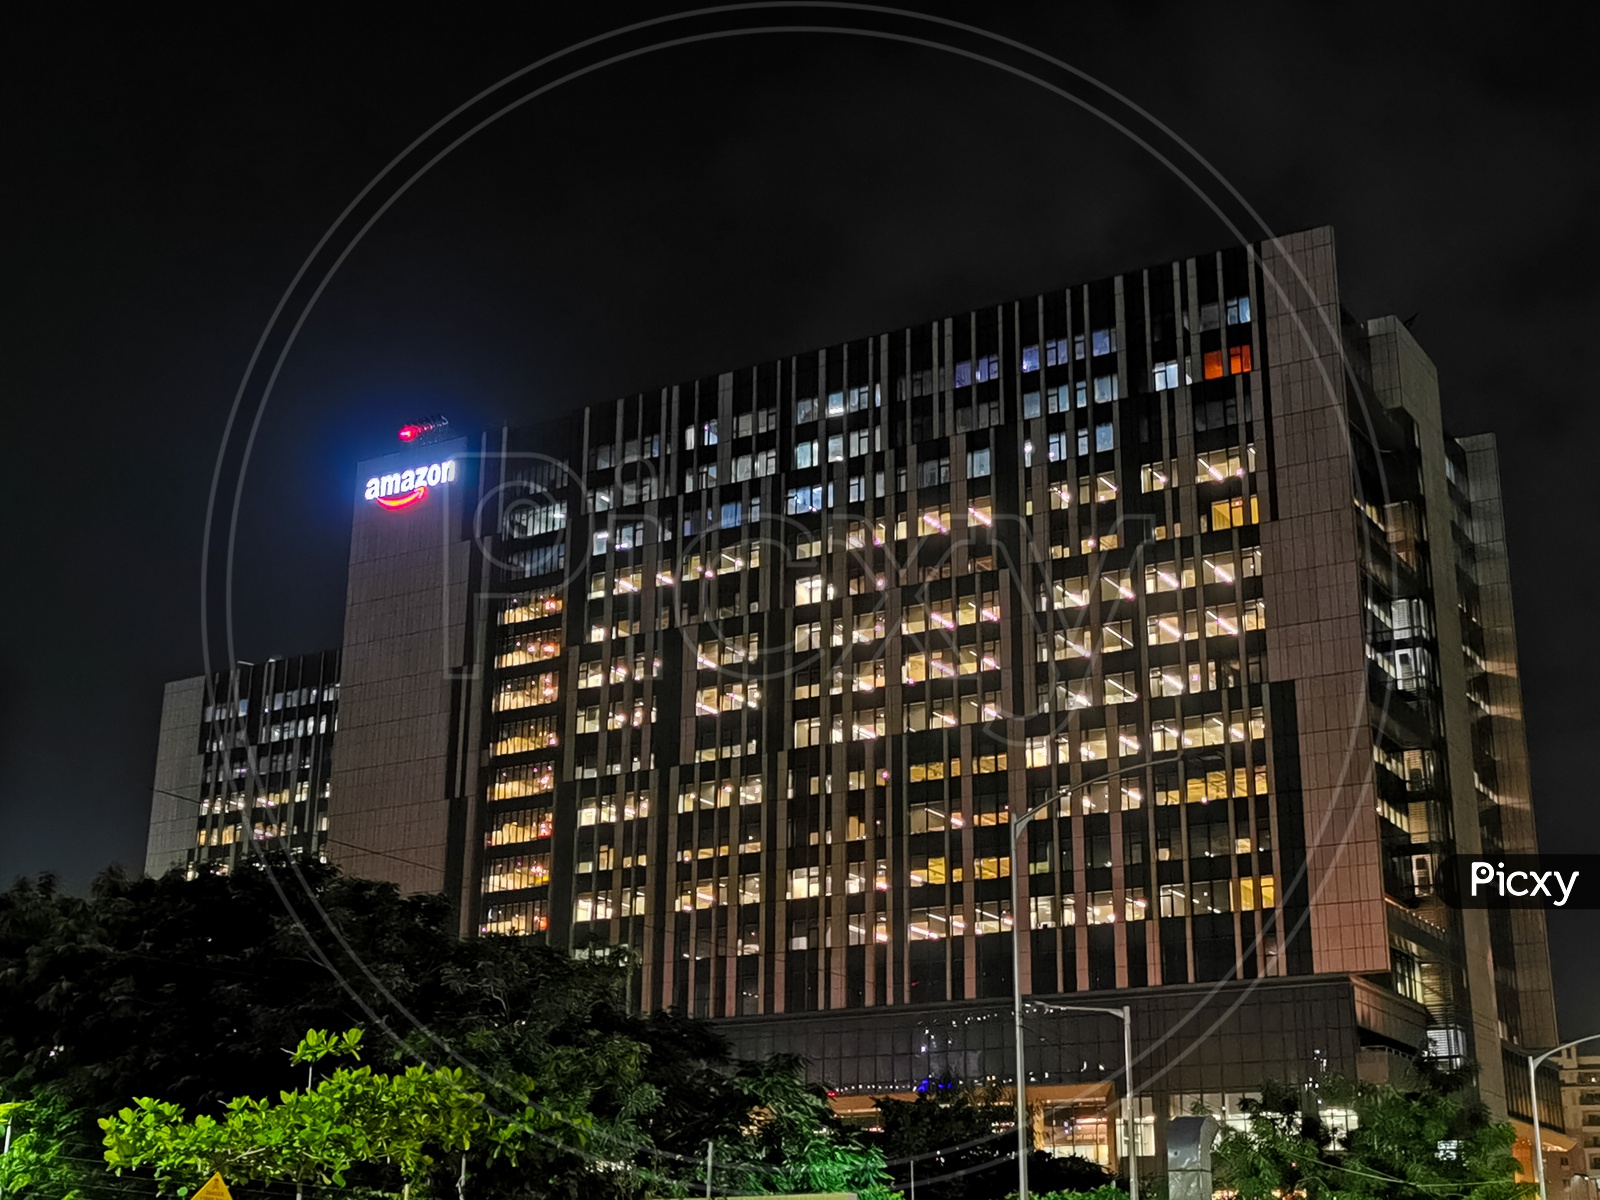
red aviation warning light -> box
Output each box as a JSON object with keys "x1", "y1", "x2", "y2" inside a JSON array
[{"x1": 398, "y1": 414, "x2": 449, "y2": 444}]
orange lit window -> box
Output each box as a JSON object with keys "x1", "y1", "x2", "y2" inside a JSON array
[
  {"x1": 1229, "y1": 345, "x2": 1253, "y2": 374},
  {"x1": 1203, "y1": 350, "x2": 1225, "y2": 380},
  {"x1": 1210, "y1": 495, "x2": 1260, "y2": 531}
]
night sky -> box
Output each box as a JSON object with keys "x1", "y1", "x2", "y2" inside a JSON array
[{"x1": 5, "y1": 5, "x2": 1596, "y2": 1031}]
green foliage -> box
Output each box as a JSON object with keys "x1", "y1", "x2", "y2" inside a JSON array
[
  {"x1": 1211, "y1": 1067, "x2": 1534, "y2": 1200},
  {"x1": 0, "y1": 862, "x2": 463, "y2": 1116},
  {"x1": 692, "y1": 1056, "x2": 895, "y2": 1200},
  {"x1": 1, "y1": 862, "x2": 971, "y2": 1198},
  {"x1": 1003, "y1": 1188, "x2": 1129, "y2": 1200},
  {"x1": 0, "y1": 1090, "x2": 99, "y2": 1199},
  {"x1": 99, "y1": 1028, "x2": 587, "y2": 1197},
  {"x1": 871, "y1": 1078, "x2": 1015, "y2": 1200}
]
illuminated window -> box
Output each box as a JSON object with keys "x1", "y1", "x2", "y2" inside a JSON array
[
  {"x1": 1149, "y1": 666, "x2": 1186, "y2": 698},
  {"x1": 1189, "y1": 880, "x2": 1231, "y2": 915},
  {"x1": 492, "y1": 673, "x2": 560, "y2": 711},
  {"x1": 483, "y1": 809, "x2": 553, "y2": 844},
  {"x1": 786, "y1": 485, "x2": 824, "y2": 514},
  {"x1": 495, "y1": 630, "x2": 561, "y2": 669},
  {"x1": 1203, "y1": 350, "x2": 1225, "y2": 380},
  {"x1": 491, "y1": 717, "x2": 559, "y2": 756},
  {"x1": 1225, "y1": 295, "x2": 1251, "y2": 325},
  {"x1": 482, "y1": 853, "x2": 551, "y2": 893},
  {"x1": 910, "y1": 853, "x2": 948, "y2": 887},
  {"x1": 1196, "y1": 444, "x2": 1254, "y2": 483},
  {"x1": 1153, "y1": 361, "x2": 1179, "y2": 391},
  {"x1": 1229, "y1": 345, "x2": 1253, "y2": 374},
  {"x1": 1144, "y1": 561, "x2": 1195, "y2": 593},
  {"x1": 1209, "y1": 495, "x2": 1260, "y2": 531},
  {"x1": 908, "y1": 907, "x2": 950, "y2": 941},
  {"x1": 480, "y1": 899, "x2": 548, "y2": 935},
  {"x1": 1146, "y1": 612, "x2": 1197, "y2": 646},
  {"x1": 1087, "y1": 890, "x2": 1117, "y2": 924},
  {"x1": 504, "y1": 500, "x2": 566, "y2": 539}
]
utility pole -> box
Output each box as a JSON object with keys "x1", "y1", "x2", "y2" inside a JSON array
[{"x1": 704, "y1": 1140, "x2": 714, "y2": 1199}]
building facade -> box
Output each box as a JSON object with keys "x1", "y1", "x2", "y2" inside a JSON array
[
  {"x1": 145, "y1": 651, "x2": 341, "y2": 877},
  {"x1": 1555, "y1": 1050, "x2": 1600, "y2": 1200},
  {"x1": 147, "y1": 227, "x2": 1559, "y2": 1164}
]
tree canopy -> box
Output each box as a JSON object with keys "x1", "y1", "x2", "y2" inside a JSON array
[
  {"x1": 1212, "y1": 1068, "x2": 1531, "y2": 1200},
  {"x1": 0, "y1": 860, "x2": 891, "y2": 1198}
]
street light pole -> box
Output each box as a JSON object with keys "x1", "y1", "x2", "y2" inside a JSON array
[
  {"x1": 1010, "y1": 755, "x2": 1179, "y2": 1200},
  {"x1": 1011, "y1": 829, "x2": 1033, "y2": 1200},
  {"x1": 1529, "y1": 1033, "x2": 1600, "y2": 1200},
  {"x1": 1033, "y1": 1001, "x2": 1138, "y2": 1200}
]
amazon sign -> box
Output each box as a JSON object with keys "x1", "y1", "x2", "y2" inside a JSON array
[{"x1": 363, "y1": 458, "x2": 458, "y2": 509}]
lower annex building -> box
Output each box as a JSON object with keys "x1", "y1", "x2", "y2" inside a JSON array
[{"x1": 147, "y1": 226, "x2": 1561, "y2": 1170}]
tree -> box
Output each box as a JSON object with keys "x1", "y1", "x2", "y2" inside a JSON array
[
  {"x1": 1211, "y1": 1066, "x2": 1533, "y2": 1200},
  {"x1": 869, "y1": 1077, "x2": 1116, "y2": 1200},
  {"x1": 0, "y1": 1091, "x2": 97, "y2": 1200},
  {"x1": 0, "y1": 862, "x2": 464, "y2": 1116},
  {"x1": 2, "y1": 861, "x2": 906, "y2": 1198},
  {"x1": 100, "y1": 1028, "x2": 590, "y2": 1198},
  {"x1": 697, "y1": 1055, "x2": 895, "y2": 1200},
  {"x1": 872, "y1": 1077, "x2": 1015, "y2": 1200}
]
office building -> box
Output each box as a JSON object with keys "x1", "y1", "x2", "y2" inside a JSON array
[
  {"x1": 147, "y1": 227, "x2": 1559, "y2": 1166},
  {"x1": 145, "y1": 652, "x2": 340, "y2": 876}
]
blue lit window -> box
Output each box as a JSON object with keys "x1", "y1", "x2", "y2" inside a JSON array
[{"x1": 1021, "y1": 345, "x2": 1040, "y2": 373}]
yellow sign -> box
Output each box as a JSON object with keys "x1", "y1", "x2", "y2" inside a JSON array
[{"x1": 192, "y1": 1173, "x2": 233, "y2": 1200}]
